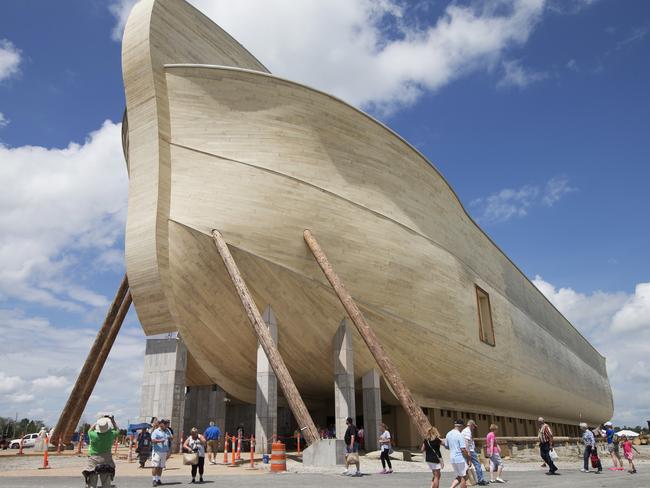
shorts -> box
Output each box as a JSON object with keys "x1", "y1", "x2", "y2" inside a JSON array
[
  {"x1": 624, "y1": 452, "x2": 634, "y2": 461},
  {"x1": 151, "y1": 452, "x2": 167, "y2": 468},
  {"x1": 207, "y1": 440, "x2": 219, "y2": 453},
  {"x1": 490, "y1": 453, "x2": 503, "y2": 469},
  {"x1": 427, "y1": 462, "x2": 442, "y2": 471},
  {"x1": 607, "y1": 444, "x2": 619, "y2": 454},
  {"x1": 451, "y1": 462, "x2": 468, "y2": 477}
]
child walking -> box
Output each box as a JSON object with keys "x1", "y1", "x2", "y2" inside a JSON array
[{"x1": 621, "y1": 435, "x2": 639, "y2": 474}]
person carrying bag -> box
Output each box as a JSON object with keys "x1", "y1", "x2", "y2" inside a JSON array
[{"x1": 182, "y1": 427, "x2": 206, "y2": 484}]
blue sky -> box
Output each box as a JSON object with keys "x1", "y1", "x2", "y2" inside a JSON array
[{"x1": 0, "y1": 0, "x2": 648, "y2": 429}]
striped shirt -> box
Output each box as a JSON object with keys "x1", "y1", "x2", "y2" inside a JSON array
[{"x1": 539, "y1": 424, "x2": 553, "y2": 444}]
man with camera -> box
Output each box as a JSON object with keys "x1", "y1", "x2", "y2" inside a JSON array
[{"x1": 82, "y1": 415, "x2": 119, "y2": 488}]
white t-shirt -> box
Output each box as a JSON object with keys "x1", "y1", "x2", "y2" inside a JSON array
[
  {"x1": 461, "y1": 426, "x2": 475, "y2": 452},
  {"x1": 186, "y1": 436, "x2": 205, "y2": 457},
  {"x1": 379, "y1": 430, "x2": 391, "y2": 450}
]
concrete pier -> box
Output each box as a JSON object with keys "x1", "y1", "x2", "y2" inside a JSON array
[
  {"x1": 255, "y1": 305, "x2": 278, "y2": 453},
  {"x1": 362, "y1": 369, "x2": 382, "y2": 452},
  {"x1": 333, "y1": 318, "x2": 355, "y2": 440},
  {"x1": 139, "y1": 334, "x2": 187, "y2": 452}
]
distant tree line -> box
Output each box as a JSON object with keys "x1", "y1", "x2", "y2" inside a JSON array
[{"x1": 0, "y1": 417, "x2": 47, "y2": 439}]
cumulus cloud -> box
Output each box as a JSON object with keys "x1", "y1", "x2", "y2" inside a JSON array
[
  {"x1": 533, "y1": 276, "x2": 650, "y2": 426},
  {"x1": 0, "y1": 112, "x2": 8, "y2": 129},
  {"x1": 32, "y1": 376, "x2": 69, "y2": 390},
  {"x1": 0, "y1": 39, "x2": 21, "y2": 82},
  {"x1": 498, "y1": 59, "x2": 548, "y2": 88},
  {"x1": 109, "y1": 0, "x2": 557, "y2": 112},
  {"x1": 0, "y1": 120, "x2": 127, "y2": 311},
  {"x1": 612, "y1": 283, "x2": 650, "y2": 333},
  {"x1": 0, "y1": 308, "x2": 144, "y2": 426},
  {"x1": 0, "y1": 371, "x2": 25, "y2": 393},
  {"x1": 470, "y1": 176, "x2": 575, "y2": 224}
]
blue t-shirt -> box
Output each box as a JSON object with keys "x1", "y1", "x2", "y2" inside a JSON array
[
  {"x1": 152, "y1": 428, "x2": 169, "y2": 453},
  {"x1": 204, "y1": 426, "x2": 221, "y2": 440},
  {"x1": 606, "y1": 429, "x2": 615, "y2": 444},
  {"x1": 446, "y1": 429, "x2": 466, "y2": 464}
]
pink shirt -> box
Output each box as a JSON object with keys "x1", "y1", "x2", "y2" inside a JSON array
[
  {"x1": 622, "y1": 441, "x2": 633, "y2": 456},
  {"x1": 486, "y1": 432, "x2": 500, "y2": 456}
]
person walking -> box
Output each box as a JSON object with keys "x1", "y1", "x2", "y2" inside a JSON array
[
  {"x1": 183, "y1": 427, "x2": 207, "y2": 483},
  {"x1": 421, "y1": 426, "x2": 444, "y2": 488},
  {"x1": 580, "y1": 422, "x2": 598, "y2": 473},
  {"x1": 151, "y1": 419, "x2": 171, "y2": 486},
  {"x1": 537, "y1": 417, "x2": 558, "y2": 475},
  {"x1": 621, "y1": 435, "x2": 639, "y2": 474},
  {"x1": 342, "y1": 417, "x2": 361, "y2": 476},
  {"x1": 446, "y1": 419, "x2": 471, "y2": 488},
  {"x1": 203, "y1": 421, "x2": 221, "y2": 465},
  {"x1": 82, "y1": 415, "x2": 119, "y2": 488},
  {"x1": 378, "y1": 423, "x2": 393, "y2": 474},
  {"x1": 604, "y1": 422, "x2": 623, "y2": 470},
  {"x1": 462, "y1": 420, "x2": 488, "y2": 485},
  {"x1": 136, "y1": 427, "x2": 152, "y2": 468},
  {"x1": 486, "y1": 423, "x2": 505, "y2": 483}
]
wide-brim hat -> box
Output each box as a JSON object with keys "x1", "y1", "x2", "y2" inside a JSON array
[{"x1": 96, "y1": 417, "x2": 111, "y2": 433}]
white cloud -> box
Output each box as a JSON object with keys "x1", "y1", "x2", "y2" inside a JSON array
[
  {"x1": 498, "y1": 59, "x2": 548, "y2": 88},
  {"x1": 32, "y1": 376, "x2": 69, "y2": 390},
  {"x1": 0, "y1": 308, "x2": 145, "y2": 427},
  {"x1": 0, "y1": 371, "x2": 25, "y2": 393},
  {"x1": 566, "y1": 58, "x2": 579, "y2": 72},
  {"x1": 533, "y1": 276, "x2": 650, "y2": 426},
  {"x1": 0, "y1": 120, "x2": 127, "y2": 311},
  {"x1": 0, "y1": 112, "x2": 8, "y2": 128},
  {"x1": 470, "y1": 176, "x2": 575, "y2": 224},
  {"x1": 541, "y1": 176, "x2": 576, "y2": 206},
  {"x1": 8, "y1": 393, "x2": 35, "y2": 404},
  {"x1": 110, "y1": 0, "x2": 553, "y2": 112},
  {"x1": 612, "y1": 283, "x2": 650, "y2": 333},
  {"x1": 0, "y1": 39, "x2": 21, "y2": 82}
]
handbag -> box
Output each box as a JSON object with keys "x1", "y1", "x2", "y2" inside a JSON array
[
  {"x1": 183, "y1": 452, "x2": 199, "y2": 465},
  {"x1": 345, "y1": 452, "x2": 360, "y2": 464}
]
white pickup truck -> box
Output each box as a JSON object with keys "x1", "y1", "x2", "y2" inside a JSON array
[{"x1": 9, "y1": 433, "x2": 40, "y2": 449}]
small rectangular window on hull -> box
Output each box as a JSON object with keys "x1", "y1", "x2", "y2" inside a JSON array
[{"x1": 476, "y1": 285, "x2": 495, "y2": 346}]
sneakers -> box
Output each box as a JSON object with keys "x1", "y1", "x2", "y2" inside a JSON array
[
  {"x1": 341, "y1": 469, "x2": 349, "y2": 476},
  {"x1": 386, "y1": 469, "x2": 393, "y2": 474},
  {"x1": 379, "y1": 469, "x2": 387, "y2": 474},
  {"x1": 494, "y1": 478, "x2": 506, "y2": 483},
  {"x1": 580, "y1": 468, "x2": 589, "y2": 473}
]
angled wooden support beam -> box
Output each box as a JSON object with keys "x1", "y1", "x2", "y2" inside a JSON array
[
  {"x1": 303, "y1": 229, "x2": 432, "y2": 439},
  {"x1": 51, "y1": 275, "x2": 132, "y2": 444},
  {"x1": 211, "y1": 230, "x2": 320, "y2": 446}
]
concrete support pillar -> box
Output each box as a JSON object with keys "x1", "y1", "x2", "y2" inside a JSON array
[
  {"x1": 183, "y1": 384, "x2": 226, "y2": 446},
  {"x1": 255, "y1": 305, "x2": 278, "y2": 453},
  {"x1": 362, "y1": 369, "x2": 382, "y2": 452},
  {"x1": 139, "y1": 333, "x2": 187, "y2": 452},
  {"x1": 333, "y1": 318, "x2": 355, "y2": 440}
]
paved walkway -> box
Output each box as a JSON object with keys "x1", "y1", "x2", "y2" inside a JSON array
[{"x1": 0, "y1": 469, "x2": 648, "y2": 488}]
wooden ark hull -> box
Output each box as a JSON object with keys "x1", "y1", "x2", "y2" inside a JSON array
[{"x1": 122, "y1": 0, "x2": 613, "y2": 426}]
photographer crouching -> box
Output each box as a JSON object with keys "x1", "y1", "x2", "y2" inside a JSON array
[{"x1": 82, "y1": 415, "x2": 119, "y2": 488}]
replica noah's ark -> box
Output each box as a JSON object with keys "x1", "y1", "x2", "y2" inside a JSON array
[{"x1": 120, "y1": 0, "x2": 612, "y2": 447}]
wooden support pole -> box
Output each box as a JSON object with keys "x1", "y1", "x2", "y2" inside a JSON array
[
  {"x1": 211, "y1": 230, "x2": 320, "y2": 446},
  {"x1": 303, "y1": 229, "x2": 433, "y2": 439},
  {"x1": 51, "y1": 275, "x2": 131, "y2": 444}
]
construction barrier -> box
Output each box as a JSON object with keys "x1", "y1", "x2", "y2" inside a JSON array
[
  {"x1": 223, "y1": 432, "x2": 229, "y2": 464},
  {"x1": 236, "y1": 432, "x2": 242, "y2": 460},
  {"x1": 128, "y1": 434, "x2": 134, "y2": 462},
  {"x1": 229, "y1": 436, "x2": 237, "y2": 467},
  {"x1": 38, "y1": 435, "x2": 51, "y2": 470},
  {"x1": 296, "y1": 433, "x2": 301, "y2": 455},
  {"x1": 246, "y1": 436, "x2": 256, "y2": 470},
  {"x1": 76, "y1": 433, "x2": 83, "y2": 454},
  {"x1": 270, "y1": 441, "x2": 286, "y2": 473},
  {"x1": 17, "y1": 434, "x2": 24, "y2": 456}
]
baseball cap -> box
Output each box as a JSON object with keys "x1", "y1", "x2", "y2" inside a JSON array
[{"x1": 453, "y1": 419, "x2": 465, "y2": 426}]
